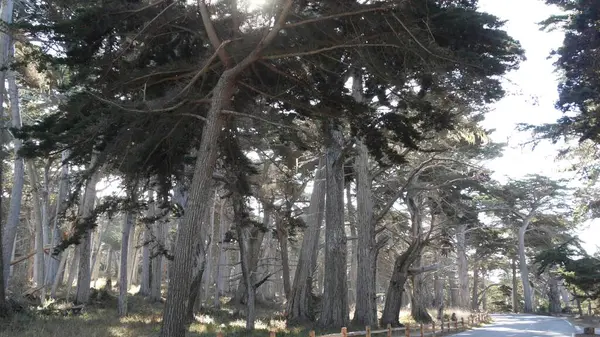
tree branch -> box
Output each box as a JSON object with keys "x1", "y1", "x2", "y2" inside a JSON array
[{"x1": 198, "y1": 0, "x2": 233, "y2": 67}]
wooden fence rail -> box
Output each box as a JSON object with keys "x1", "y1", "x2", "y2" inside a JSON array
[{"x1": 215, "y1": 312, "x2": 491, "y2": 337}]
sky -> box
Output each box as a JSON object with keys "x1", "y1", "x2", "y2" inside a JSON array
[{"x1": 477, "y1": 0, "x2": 599, "y2": 254}]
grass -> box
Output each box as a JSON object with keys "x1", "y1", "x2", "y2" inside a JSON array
[{"x1": 0, "y1": 290, "x2": 482, "y2": 337}]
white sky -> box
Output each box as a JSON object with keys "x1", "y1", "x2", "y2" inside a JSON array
[{"x1": 478, "y1": 0, "x2": 599, "y2": 254}]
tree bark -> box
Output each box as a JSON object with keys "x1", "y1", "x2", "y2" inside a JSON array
[
  {"x1": 434, "y1": 269, "x2": 444, "y2": 319},
  {"x1": 27, "y1": 160, "x2": 46, "y2": 302},
  {"x1": 352, "y1": 141, "x2": 377, "y2": 327},
  {"x1": 456, "y1": 223, "x2": 469, "y2": 308},
  {"x1": 74, "y1": 158, "x2": 101, "y2": 304},
  {"x1": 118, "y1": 211, "x2": 135, "y2": 316},
  {"x1": 287, "y1": 159, "x2": 325, "y2": 324},
  {"x1": 66, "y1": 246, "x2": 80, "y2": 300},
  {"x1": 319, "y1": 121, "x2": 349, "y2": 328},
  {"x1": 517, "y1": 220, "x2": 533, "y2": 313}
]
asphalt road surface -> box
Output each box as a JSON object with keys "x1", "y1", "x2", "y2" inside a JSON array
[{"x1": 451, "y1": 314, "x2": 580, "y2": 337}]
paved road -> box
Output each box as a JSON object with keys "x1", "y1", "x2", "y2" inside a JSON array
[{"x1": 451, "y1": 314, "x2": 580, "y2": 337}]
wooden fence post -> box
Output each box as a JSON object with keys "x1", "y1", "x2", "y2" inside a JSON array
[
  {"x1": 432, "y1": 321, "x2": 436, "y2": 337},
  {"x1": 366, "y1": 326, "x2": 371, "y2": 337},
  {"x1": 269, "y1": 331, "x2": 276, "y2": 337},
  {"x1": 217, "y1": 332, "x2": 224, "y2": 337},
  {"x1": 405, "y1": 323, "x2": 410, "y2": 337},
  {"x1": 309, "y1": 331, "x2": 315, "y2": 337},
  {"x1": 420, "y1": 324, "x2": 424, "y2": 337},
  {"x1": 341, "y1": 327, "x2": 347, "y2": 337},
  {"x1": 440, "y1": 320, "x2": 444, "y2": 332},
  {"x1": 461, "y1": 317, "x2": 464, "y2": 328},
  {"x1": 447, "y1": 321, "x2": 450, "y2": 331},
  {"x1": 387, "y1": 323, "x2": 392, "y2": 337},
  {"x1": 454, "y1": 319, "x2": 458, "y2": 329}
]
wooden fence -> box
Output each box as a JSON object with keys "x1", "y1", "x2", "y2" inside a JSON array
[{"x1": 215, "y1": 313, "x2": 491, "y2": 337}]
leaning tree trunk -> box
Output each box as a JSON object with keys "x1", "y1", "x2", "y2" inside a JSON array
[
  {"x1": 517, "y1": 221, "x2": 534, "y2": 313},
  {"x1": 319, "y1": 121, "x2": 349, "y2": 328},
  {"x1": 287, "y1": 159, "x2": 325, "y2": 324},
  {"x1": 160, "y1": 73, "x2": 235, "y2": 337},
  {"x1": 118, "y1": 212, "x2": 135, "y2": 316},
  {"x1": 159, "y1": 4, "x2": 292, "y2": 331},
  {"x1": 456, "y1": 223, "x2": 469, "y2": 308},
  {"x1": 345, "y1": 185, "x2": 357, "y2": 307},
  {"x1": 0, "y1": 128, "x2": 7, "y2": 317},
  {"x1": 352, "y1": 141, "x2": 377, "y2": 327},
  {"x1": 186, "y1": 240, "x2": 206, "y2": 323},
  {"x1": 74, "y1": 158, "x2": 101, "y2": 304},
  {"x1": 27, "y1": 160, "x2": 46, "y2": 302}
]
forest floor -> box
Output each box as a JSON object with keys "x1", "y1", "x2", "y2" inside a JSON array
[
  {"x1": 566, "y1": 315, "x2": 600, "y2": 329},
  {"x1": 0, "y1": 286, "x2": 476, "y2": 337}
]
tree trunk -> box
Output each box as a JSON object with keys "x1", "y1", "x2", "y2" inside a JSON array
[
  {"x1": 547, "y1": 272, "x2": 561, "y2": 314},
  {"x1": 186, "y1": 240, "x2": 206, "y2": 323},
  {"x1": 448, "y1": 269, "x2": 459, "y2": 308},
  {"x1": 75, "y1": 158, "x2": 101, "y2": 304},
  {"x1": 140, "y1": 222, "x2": 151, "y2": 296},
  {"x1": 518, "y1": 222, "x2": 533, "y2": 313},
  {"x1": 232, "y1": 192, "x2": 258, "y2": 330},
  {"x1": 202, "y1": 190, "x2": 218, "y2": 305},
  {"x1": 471, "y1": 263, "x2": 479, "y2": 311},
  {"x1": 51, "y1": 249, "x2": 69, "y2": 297},
  {"x1": 275, "y1": 214, "x2": 291, "y2": 299},
  {"x1": 150, "y1": 191, "x2": 165, "y2": 302},
  {"x1": 2, "y1": 77, "x2": 25, "y2": 291},
  {"x1": 511, "y1": 257, "x2": 519, "y2": 313},
  {"x1": 456, "y1": 223, "x2": 469, "y2": 308},
  {"x1": 214, "y1": 200, "x2": 227, "y2": 307},
  {"x1": 434, "y1": 270, "x2": 444, "y2": 319},
  {"x1": 118, "y1": 211, "x2": 134, "y2": 316},
  {"x1": 27, "y1": 160, "x2": 46, "y2": 302},
  {"x1": 160, "y1": 73, "x2": 235, "y2": 337},
  {"x1": 66, "y1": 246, "x2": 80, "y2": 300},
  {"x1": 127, "y1": 224, "x2": 138, "y2": 288},
  {"x1": 411, "y1": 257, "x2": 432, "y2": 323},
  {"x1": 319, "y1": 121, "x2": 349, "y2": 328},
  {"x1": 0, "y1": 0, "x2": 18, "y2": 292},
  {"x1": 345, "y1": 185, "x2": 357, "y2": 307},
  {"x1": 352, "y1": 141, "x2": 377, "y2": 327},
  {"x1": 381, "y1": 252, "x2": 412, "y2": 326},
  {"x1": 287, "y1": 159, "x2": 325, "y2": 324},
  {"x1": 0, "y1": 119, "x2": 7, "y2": 317},
  {"x1": 46, "y1": 151, "x2": 70, "y2": 288}
]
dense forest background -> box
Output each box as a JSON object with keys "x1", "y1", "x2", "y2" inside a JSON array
[{"x1": 1, "y1": 0, "x2": 600, "y2": 337}]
